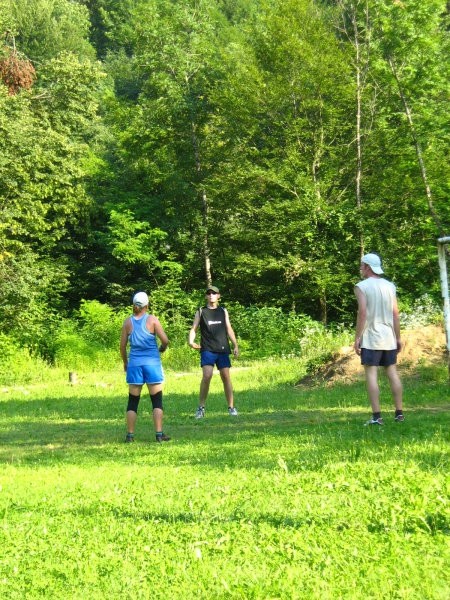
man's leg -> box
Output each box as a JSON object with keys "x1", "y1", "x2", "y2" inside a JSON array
[
  {"x1": 364, "y1": 365, "x2": 380, "y2": 413},
  {"x1": 126, "y1": 384, "x2": 142, "y2": 434},
  {"x1": 199, "y1": 365, "x2": 214, "y2": 406},
  {"x1": 147, "y1": 383, "x2": 163, "y2": 432},
  {"x1": 385, "y1": 364, "x2": 403, "y2": 411},
  {"x1": 219, "y1": 367, "x2": 234, "y2": 408}
]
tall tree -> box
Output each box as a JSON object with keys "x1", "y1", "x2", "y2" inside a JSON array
[
  {"x1": 328, "y1": 0, "x2": 449, "y2": 303},
  {"x1": 2, "y1": 0, "x2": 95, "y2": 62},
  {"x1": 333, "y1": 0, "x2": 376, "y2": 256},
  {"x1": 204, "y1": 0, "x2": 355, "y2": 319},
  {"x1": 0, "y1": 0, "x2": 103, "y2": 342},
  {"x1": 374, "y1": 0, "x2": 449, "y2": 238},
  {"x1": 98, "y1": 0, "x2": 236, "y2": 289}
]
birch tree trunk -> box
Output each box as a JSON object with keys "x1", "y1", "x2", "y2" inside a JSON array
[
  {"x1": 337, "y1": 0, "x2": 373, "y2": 257},
  {"x1": 191, "y1": 116, "x2": 212, "y2": 286},
  {"x1": 387, "y1": 56, "x2": 444, "y2": 237}
]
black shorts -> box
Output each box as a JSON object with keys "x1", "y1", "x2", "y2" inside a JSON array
[{"x1": 361, "y1": 348, "x2": 398, "y2": 367}]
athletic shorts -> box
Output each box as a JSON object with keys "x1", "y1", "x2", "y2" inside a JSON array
[
  {"x1": 126, "y1": 363, "x2": 164, "y2": 385},
  {"x1": 200, "y1": 350, "x2": 231, "y2": 370},
  {"x1": 361, "y1": 348, "x2": 398, "y2": 367}
]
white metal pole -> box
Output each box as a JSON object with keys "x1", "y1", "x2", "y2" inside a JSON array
[{"x1": 437, "y1": 237, "x2": 450, "y2": 379}]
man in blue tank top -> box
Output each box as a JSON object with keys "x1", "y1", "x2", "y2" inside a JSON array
[
  {"x1": 188, "y1": 285, "x2": 239, "y2": 419},
  {"x1": 120, "y1": 291, "x2": 171, "y2": 442}
]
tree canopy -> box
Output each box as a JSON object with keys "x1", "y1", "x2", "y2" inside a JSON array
[{"x1": 0, "y1": 0, "x2": 448, "y2": 346}]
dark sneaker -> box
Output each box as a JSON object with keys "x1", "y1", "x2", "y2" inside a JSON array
[
  {"x1": 364, "y1": 418, "x2": 384, "y2": 426},
  {"x1": 228, "y1": 407, "x2": 238, "y2": 416},
  {"x1": 125, "y1": 433, "x2": 135, "y2": 443},
  {"x1": 156, "y1": 433, "x2": 171, "y2": 442},
  {"x1": 394, "y1": 414, "x2": 405, "y2": 422},
  {"x1": 195, "y1": 406, "x2": 205, "y2": 419}
]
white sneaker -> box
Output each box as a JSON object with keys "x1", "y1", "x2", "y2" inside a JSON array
[
  {"x1": 228, "y1": 407, "x2": 238, "y2": 416},
  {"x1": 195, "y1": 406, "x2": 205, "y2": 419},
  {"x1": 364, "y1": 417, "x2": 383, "y2": 426}
]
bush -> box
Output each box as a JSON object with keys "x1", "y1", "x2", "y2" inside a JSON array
[
  {"x1": 227, "y1": 304, "x2": 347, "y2": 361},
  {"x1": 51, "y1": 300, "x2": 128, "y2": 370},
  {"x1": 0, "y1": 333, "x2": 51, "y2": 384},
  {"x1": 399, "y1": 294, "x2": 442, "y2": 328},
  {"x1": 52, "y1": 326, "x2": 120, "y2": 371},
  {"x1": 2, "y1": 295, "x2": 354, "y2": 377},
  {"x1": 78, "y1": 300, "x2": 128, "y2": 346}
]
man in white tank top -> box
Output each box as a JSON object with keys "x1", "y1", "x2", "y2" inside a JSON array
[{"x1": 354, "y1": 254, "x2": 404, "y2": 425}]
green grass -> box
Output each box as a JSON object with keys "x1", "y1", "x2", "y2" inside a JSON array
[{"x1": 0, "y1": 359, "x2": 449, "y2": 599}]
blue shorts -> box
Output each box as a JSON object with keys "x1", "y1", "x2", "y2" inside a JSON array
[
  {"x1": 200, "y1": 351, "x2": 231, "y2": 370},
  {"x1": 361, "y1": 348, "x2": 398, "y2": 367},
  {"x1": 126, "y1": 364, "x2": 164, "y2": 385}
]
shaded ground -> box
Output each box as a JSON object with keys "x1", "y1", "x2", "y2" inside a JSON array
[{"x1": 297, "y1": 325, "x2": 448, "y2": 387}]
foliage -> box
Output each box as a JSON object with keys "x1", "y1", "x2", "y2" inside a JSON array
[
  {"x1": 1, "y1": 294, "x2": 343, "y2": 374},
  {"x1": 330, "y1": 0, "x2": 450, "y2": 303},
  {"x1": 0, "y1": 0, "x2": 103, "y2": 338},
  {"x1": 50, "y1": 295, "x2": 197, "y2": 372},
  {"x1": 0, "y1": 0, "x2": 449, "y2": 340},
  {"x1": 77, "y1": 299, "x2": 128, "y2": 346},
  {"x1": 3, "y1": 286, "x2": 446, "y2": 378},
  {"x1": 51, "y1": 300, "x2": 128, "y2": 370},
  {"x1": 305, "y1": 350, "x2": 335, "y2": 376},
  {"x1": 2, "y1": 0, "x2": 96, "y2": 62},
  {"x1": 0, "y1": 250, "x2": 68, "y2": 352},
  {"x1": 228, "y1": 304, "x2": 334, "y2": 359},
  {"x1": 399, "y1": 293, "x2": 443, "y2": 328},
  {"x1": 0, "y1": 42, "x2": 35, "y2": 95},
  {"x1": 0, "y1": 333, "x2": 51, "y2": 384},
  {"x1": 206, "y1": 0, "x2": 357, "y2": 318}
]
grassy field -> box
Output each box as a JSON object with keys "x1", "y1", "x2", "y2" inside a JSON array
[{"x1": 0, "y1": 359, "x2": 449, "y2": 599}]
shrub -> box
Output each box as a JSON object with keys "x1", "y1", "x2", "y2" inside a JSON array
[
  {"x1": 0, "y1": 333, "x2": 51, "y2": 384},
  {"x1": 227, "y1": 304, "x2": 349, "y2": 361},
  {"x1": 78, "y1": 300, "x2": 128, "y2": 346},
  {"x1": 51, "y1": 301, "x2": 127, "y2": 371},
  {"x1": 305, "y1": 352, "x2": 335, "y2": 376},
  {"x1": 399, "y1": 294, "x2": 442, "y2": 328},
  {"x1": 2, "y1": 295, "x2": 354, "y2": 377}
]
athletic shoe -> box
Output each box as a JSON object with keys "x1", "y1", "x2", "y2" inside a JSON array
[
  {"x1": 394, "y1": 414, "x2": 405, "y2": 422},
  {"x1": 195, "y1": 406, "x2": 205, "y2": 419},
  {"x1": 228, "y1": 407, "x2": 238, "y2": 416},
  {"x1": 156, "y1": 433, "x2": 171, "y2": 442},
  {"x1": 364, "y1": 418, "x2": 384, "y2": 426},
  {"x1": 125, "y1": 433, "x2": 135, "y2": 443}
]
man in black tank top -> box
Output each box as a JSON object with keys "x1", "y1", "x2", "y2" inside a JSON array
[{"x1": 188, "y1": 285, "x2": 239, "y2": 418}]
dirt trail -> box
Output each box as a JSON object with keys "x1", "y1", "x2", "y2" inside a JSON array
[{"x1": 297, "y1": 324, "x2": 447, "y2": 387}]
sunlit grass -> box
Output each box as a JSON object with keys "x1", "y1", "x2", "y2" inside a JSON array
[{"x1": 0, "y1": 360, "x2": 449, "y2": 599}]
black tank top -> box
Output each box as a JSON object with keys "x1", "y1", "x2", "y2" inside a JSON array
[{"x1": 199, "y1": 306, "x2": 231, "y2": 354}]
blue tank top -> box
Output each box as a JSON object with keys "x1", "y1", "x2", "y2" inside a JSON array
[{"x1": 128, "y1": 314, "x2": 161, "y2": 366}]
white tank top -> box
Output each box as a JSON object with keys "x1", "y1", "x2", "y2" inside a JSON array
[{"x1": 356, "y1": 277, "x2": 397, "y2": 350}]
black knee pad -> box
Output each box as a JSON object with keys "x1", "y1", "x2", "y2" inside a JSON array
[
  {"x1": 150, "y1": 390, "x2": 163, "y2": 410},
  {"x1": 127, "y1": 393, "x2": 140, "y2": 413}
]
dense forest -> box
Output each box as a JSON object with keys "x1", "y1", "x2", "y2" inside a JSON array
[{"x1": 0, "y1": 0, "x2": 449, "y2": 356}]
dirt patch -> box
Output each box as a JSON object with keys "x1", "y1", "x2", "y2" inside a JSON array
[{"x1": 296, "y1": 324, "x2": 448, "y2": 387}]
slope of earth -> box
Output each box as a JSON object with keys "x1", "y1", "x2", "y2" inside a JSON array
[{"x1": 297, "y1": 324, "x2": 447, "y2": 387}]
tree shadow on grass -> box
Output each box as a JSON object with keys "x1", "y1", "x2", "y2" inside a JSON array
[{"x1": 0, "y1": 381, "x2": 448, "y2": 472}]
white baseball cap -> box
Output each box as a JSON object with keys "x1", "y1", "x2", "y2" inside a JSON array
[
  {"x1": 362, "y1": 253, "x2": 383, "y2": 274},
  {"x1": 132, "y1": 291, "x2": 149, "y2": 307}
]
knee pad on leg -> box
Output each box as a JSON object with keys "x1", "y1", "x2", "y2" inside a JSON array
[
  {"x1": 127, "y1": 393, "x2": 140, "y2": 413},
  {"x1": 150, "y1": 390, "x2": 163, "y2": 410}
]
